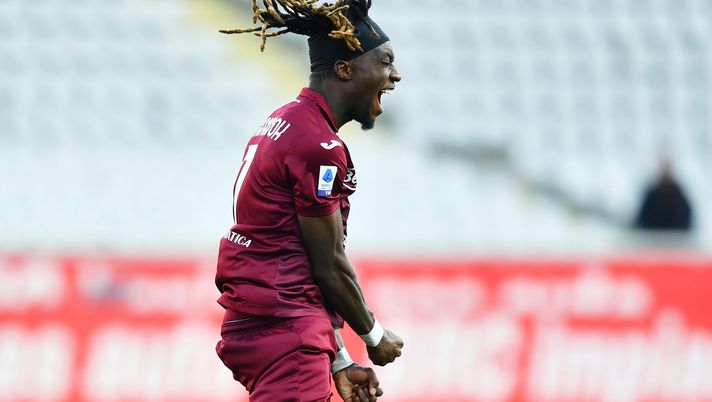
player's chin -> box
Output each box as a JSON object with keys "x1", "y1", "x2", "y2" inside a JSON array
[
  {"x1": 357, "y1": 113, "x2": 378, "y2": 131},
  {"x1": 360, "y1": 118, "x2": 375, "y2": 131}
]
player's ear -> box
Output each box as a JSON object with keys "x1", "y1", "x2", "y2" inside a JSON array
[{"x1": 333, "y1": 60, "x2": 352, "y2": 81}]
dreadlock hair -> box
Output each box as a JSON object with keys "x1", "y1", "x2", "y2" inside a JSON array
[{"x1": 220, "y1": 0, "x2": 378, "y2": 52}]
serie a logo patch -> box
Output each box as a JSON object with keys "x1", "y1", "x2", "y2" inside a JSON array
[{"x1": 317, "y1": 165, "x2": 337, "y2": 197}]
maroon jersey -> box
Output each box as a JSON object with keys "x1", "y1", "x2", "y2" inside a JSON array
[{"x1": 215, "y1": 88, "x2": 356, "y2": 324}]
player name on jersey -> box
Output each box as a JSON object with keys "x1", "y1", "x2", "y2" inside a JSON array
[{"x1": 253, "y1": 117, "x2": 291, "y2": 142}]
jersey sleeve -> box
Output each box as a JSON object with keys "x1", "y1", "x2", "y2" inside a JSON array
[{"x1": 285, "y1": 137, "x2": 348, "y2": 217}]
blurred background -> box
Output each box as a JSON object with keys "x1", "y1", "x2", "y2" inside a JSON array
[{"x1": 1, "y1": 0, "x2": 711, "y2": 401}]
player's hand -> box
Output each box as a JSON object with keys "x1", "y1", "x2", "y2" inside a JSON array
[
  {"x1": 366, "y1": 329, "x2": 403, "y2": 366},
  {"x1": 333, "y1": 364, "x2": 383, "y2": 402}
]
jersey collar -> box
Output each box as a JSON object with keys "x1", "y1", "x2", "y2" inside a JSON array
[{"x1": 298, "y1": 87, "x2": 339, "y2": 132}]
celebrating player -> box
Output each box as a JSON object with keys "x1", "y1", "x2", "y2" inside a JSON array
[{"x1": 214, "y1": 1, "x2": 403, "y2": 401}]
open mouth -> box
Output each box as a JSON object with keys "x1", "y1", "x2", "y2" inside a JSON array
[
  {"x1": 378, "y1": 88, "x2": 393, "y2": 104},
  {"x1": 375, "y1": 87, "x2": 394, "y2": 114}
]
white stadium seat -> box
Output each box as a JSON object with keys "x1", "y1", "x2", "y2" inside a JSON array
[{"x1": 0, "y1": 0, "x2": 708, "y2": 253}]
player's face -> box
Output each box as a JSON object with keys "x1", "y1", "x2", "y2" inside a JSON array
[{"x1": 349, "y1": 42, "x2": 401, "y2": 130}]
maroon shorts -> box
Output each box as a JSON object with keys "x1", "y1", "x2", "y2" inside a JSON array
[{"x1": 216, "y1": 310, "x2": 338, "y2": 402}]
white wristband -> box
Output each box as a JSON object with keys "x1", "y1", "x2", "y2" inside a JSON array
[
  {"x1": 360, "y1": 319, "x2": 384, "y2": 347},
  {"x1": 331, "y1": 347, "x2": 354, "y2": 374}
]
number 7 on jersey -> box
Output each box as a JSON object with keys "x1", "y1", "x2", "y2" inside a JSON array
[{"x1": 233, "y1": 144, "x2": 258, "y2": 224}]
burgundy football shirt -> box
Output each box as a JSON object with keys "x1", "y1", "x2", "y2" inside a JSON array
[{"x1": 215, "y1": 88, "x2": 357, "y2": 324}]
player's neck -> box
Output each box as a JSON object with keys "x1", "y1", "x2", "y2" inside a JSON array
[{"x1": 308, "y1": 79, "x2": 350, "y2": 130}]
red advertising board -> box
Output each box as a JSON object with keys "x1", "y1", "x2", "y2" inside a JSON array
[{"x1": 1, "y1": 255, "x2": 711, "y2": 402}]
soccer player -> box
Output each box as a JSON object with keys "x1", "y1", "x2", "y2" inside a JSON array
[{"x1": 213, "y1": 1, "x2": 403, "y2": 401}]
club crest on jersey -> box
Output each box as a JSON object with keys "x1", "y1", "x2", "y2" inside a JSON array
[{"x1": 317, "y1": 165, "x2": 337, "y2": 197}]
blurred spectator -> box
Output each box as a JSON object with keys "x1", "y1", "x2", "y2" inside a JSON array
[{"x1": 634, "y1": 159, "x2": 693, "y2": 231}]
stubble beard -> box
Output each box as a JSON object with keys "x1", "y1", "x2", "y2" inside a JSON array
[
  {"x1": 361, "y1": 121, "x2": 375, "y2": 131},
  {"x1": 359, "y1": 114, "x2": 376, "y2": 131}
]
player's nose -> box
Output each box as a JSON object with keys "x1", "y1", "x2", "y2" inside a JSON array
[{"x1": 390, "y1": 66, "x2": 402, "y2": 83}]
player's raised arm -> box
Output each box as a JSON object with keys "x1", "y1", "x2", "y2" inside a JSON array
[{"x1": 298, "y1": 210, "x2": 404, "y2": 366}]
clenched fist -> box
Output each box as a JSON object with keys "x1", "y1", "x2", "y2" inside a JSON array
[
  {"x1": 367, "y1": 329, "x2": 403, "y2": 366},
  {"x1": 333, "y1": 364, "x2": 384, "y2": 402}
]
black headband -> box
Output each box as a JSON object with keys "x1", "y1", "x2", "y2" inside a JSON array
[{"x1": 308, "y1": 16, "x2": 390, "y2": 73}]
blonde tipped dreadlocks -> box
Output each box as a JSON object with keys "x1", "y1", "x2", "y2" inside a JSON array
[{"x1": 220, "y1": 0, "x2": 378, "y2": 52}]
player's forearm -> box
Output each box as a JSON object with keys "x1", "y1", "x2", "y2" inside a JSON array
[
  {"x1": 297, "y1": 212, "x2": 377, "y2": 335},
  {"x1": 312, "y1": 251, "x2": 375, "y2": 335}
]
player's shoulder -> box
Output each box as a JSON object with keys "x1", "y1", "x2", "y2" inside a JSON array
[
  {"x1": 281, "y1": 123, "x2": 347, "y2": 169},
  {"x1": 274, "y1": 99, "x2": 344, "y2": 150},
  {"x1": 287, "y1": 131, "x2": 347, "y2": 167},
  {"x1": 276, "y1": 99, "x2": 327, "y2": 132}
]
